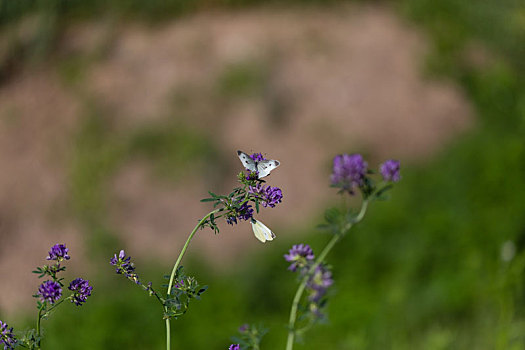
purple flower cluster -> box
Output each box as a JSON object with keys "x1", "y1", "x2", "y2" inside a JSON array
[
  {"x1": 68, "y1": 278, "x2": 93, "y2": 306},
  {"x1": 380, "y1": 159, "x2": 401, "y2": 182},
  {"x1": 0, "y1": 320, "x2": 16, "y2": 350},
  {"x1": 284, "y1": 244, "x2": 315, "y2": 272},
  {"x1": 38, "y1": 280, "x2": 62, "y2": 304},
  {"x1": 330, "y1": 154, "x2": 368, "y2": 194},
  {"x1": 306, "y1": 265, "x2": 333, "y2": 302},
  {"x1": 249, "y1": 184, "x2": 283, "y2": 208},
  {"x1": 110, "y1": 250, "x2": 140, "y2": 284},
  {"x1": 229, "y1": 345, "x2": 240, "y2": 350},
  {"x1": 250, "y1": 153, "x2": 266, "y2": 162},
  {"x1": 46, "y1": 244, "x2": 70, "y2": 261},
  {"x1": 285, "y1": 244, "x2": 333, "y2": 315},
  {"x1": 227, "y1": 202, "x2": 254, "y2": 225}
]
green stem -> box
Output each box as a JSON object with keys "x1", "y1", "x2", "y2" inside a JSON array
[
  {"x1": 36, "y1": 305, "x2": 44, "y2": 349},
  {"x1": 285, "y1": 200, "x2": 369, "y2": 350},
  {"x1": 165, "y1": 319, "x2": 170, "y2": 350},
  {"x1": 164, "y1": 208, "x2": 221, "y2": 350},
  {"x1": 35, "y1": 298, "x2": 68, "y2": 349},
  {"x1": 43, "y1": 298, "x2": 66, "y2": 315}
]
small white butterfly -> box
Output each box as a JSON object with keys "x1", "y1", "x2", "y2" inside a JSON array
[
  {"x1": 237, "y1": 150, "x2": 280, "y2": 179},
  {"x1": 251, "y1": 219, "x2": 276, "y2": 243}
]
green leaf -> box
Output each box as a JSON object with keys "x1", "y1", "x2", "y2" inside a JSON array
[{"x1": 200, "y1": 198, "x2": 216, "y2": 202}]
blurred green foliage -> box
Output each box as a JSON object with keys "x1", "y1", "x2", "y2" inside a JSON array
[{"x1": 2, "y1": 0, "x2": 525, "y2": 349}]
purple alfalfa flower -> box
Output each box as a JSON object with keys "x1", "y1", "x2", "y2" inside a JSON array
[
  {"x1": 38, "y1": 280, "x2": 62, "y2": 304},
  {"x1": 110, "y1": 250, "x2": 140, "y2": 284},
  {"x1": 227, "y1": 202, "x2": 254, "y2": 226},
  {"x1": 174, "y1": 279, "x2": 185, "y2": 289},
  {"x1": 330, "y1": 154, "x2": 368, "y2": 194},
  {"x1": 229, "y1": 344, "x2": 240, "y2": 350},
  {"x1": 226, "y1": 215, "x2": 238, "y2": 225},
  {"x1": 284, "y1": 244, "x2": 315, "y2": 272},
  {"x1": 249, "y1": 184, "x2": 283, "y2": 208},
  {"x1": 380, "y1": 159, "x2": 401, "y2": 182},
  {"x1": 306, "y1": 264, "x2": 333, "y2": 303},
  {"x1": 68, "y1": 278, "x2": 93, "y2": 306},
  {"x1": 250, "y1": 153, "x2": 266, "y2": 162},
  {"x1": 0, "y1": 320, "x2": 17, "y2": 350},
  {"x1": 46, "y1": 244, "x2": 70, "y2": 261},
  {"x1": 110, "y1": 250, "x2": 135, "y2": 275},
  {"x1": 237, "y1": 202, "x2": 254, "y2": 221}
]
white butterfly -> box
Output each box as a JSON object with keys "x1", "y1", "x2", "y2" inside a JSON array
[
  {"x1": 237, "y1": 150, "x2": 280, "y2": 179},
  {"x1": 251, "y1": 219, "x2": 276, "y2": 243}
]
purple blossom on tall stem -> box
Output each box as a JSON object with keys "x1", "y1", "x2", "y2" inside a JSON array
[
  {"x1": 38, "y1": 280, "x2": 62, "y2": 304},
  {"x1": 46, "y1": 244, "x2": 70, "y2": 261},
  {"x1": 330, "y1": 154, "x2": 368, "y2": 194},
  {"x1": 249, "y1": 184, "x2": 283, "y2": 208},
  {"x1": 380, "y1": 159, "x2": 401, "y2": 182},
  {"x1": 227, "y1": 202, "x2": 254, "y2": 225},
  {"x1": 110, "y1": 250, "x2": 135, "y2": 275},
  {"x1": 0, "y1": 320, "x2": 16, "y2": 350},
  {"x1": 110, "y1": 250, "x2": 140, "y2": 284},
  {"x1": 229, "y1": 344, "x2": 240, "y2": 350},
  {"x1": 68, "y1": 278, "x2": 93, "y2": 306},
  {"x1": 284, "y1": 244, "x2": 315, "y2": 272},
  {"x1": 306, "y1": 265, "x2": 333, "y2": 302}
]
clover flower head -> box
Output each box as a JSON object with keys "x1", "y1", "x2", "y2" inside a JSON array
[
  {"x1": 250, "y1": 153, "x2": 266, "y2": 162},
  {"x1": 110, "y1": 250, "x2": 140, "y2": 284},
  {"x1": 226, "y1": 215, "x2": 238, "y2": 225},
  {"x1": 110, "y1": 250, "x2": 135, "y2": 275},
  {"x1": 330, "y1": 154, "x2": 368, "y2": 194},
  {"x1": 284, "y1": 244, "x2": 315, "y2": 272},
  {"x1": 68, "y1": 278, "x2": 93, "y2": 306},
  {"x1": 380, "y1": 159, "x2": 401, "y2": 182},
  {"x1": 307, "y1": 265, "x2": 333, "y2": 302},
  {"x1": 227, "y1": 202, "x2": 254, "y2": 226},
  {"x1": 229, "y1": 344, "x2": 240, "y2": 350},
  {"x1": 249, "y1": 184, "x2": 283, "y2": 208},
  {"x1": 0, "y1": 320, "x2": 16, "y2": 350},
  {"x1": 46, "y1": 243, "x2": 70, "y2": 261},
  {"x1": 38, "y1": 280, "x2": 62, "y2": 304}
]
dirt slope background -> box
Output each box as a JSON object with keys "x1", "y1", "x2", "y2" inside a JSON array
[{"x1": 0, "y1": 4, "x2": 472, "y2": 315}]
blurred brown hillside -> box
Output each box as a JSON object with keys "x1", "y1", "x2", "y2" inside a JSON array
[{"x1": 0, "y1": 4, "x2": 471, "y2": 315}]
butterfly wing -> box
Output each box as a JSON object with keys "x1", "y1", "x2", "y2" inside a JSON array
[
  {"x1": 237, "y1": 150, "x2": 257, "y2": 172},
  {"x1": 251, "y1": 220, "x2": 276, "y2": 243},
  {"x1": 252, "y1": 222, "x2": 267, "y2": 243},
  {"x1": 257, "y1": 159, "x2": 280, "y2": 178}
]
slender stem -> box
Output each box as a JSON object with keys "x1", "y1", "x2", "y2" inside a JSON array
[
  {"x1": 285, "y1": 199, "x2": 369, "y2": 350},
  {"x1": 36, "y1": 305, "x2": 44, "y2": 349},
  {"x1": 164, "y1": 208, "x2": 221, "y2": 350},
  {"x1": 166, "y1": 208, "x2": 221, "y2": 295},
  {"x1": 165, "y1": 319, "x2": 170, "y2": 350},
  {"x1": 43, "y1": 298, "x2": 66, "y2": 314},
  {"x1": 34, "y1": 298, "x2": 68, "y2": 349},
  {"x1": 353, "y1": 199, "x2": 369, "y2": 223}
]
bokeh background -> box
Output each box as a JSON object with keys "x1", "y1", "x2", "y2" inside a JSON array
[{"x1": 0, "y1": 0, "x2": 524, "y2": 348}]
